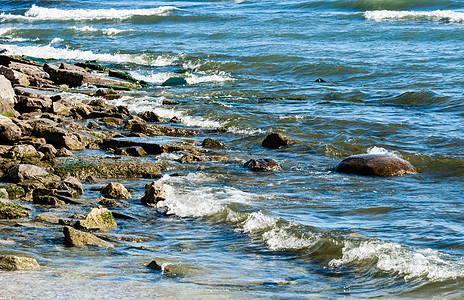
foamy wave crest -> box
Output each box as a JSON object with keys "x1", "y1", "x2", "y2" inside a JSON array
[
  {"x1": 242, "y1": 211, "x2": 277, "y2": 233},
  {"x1": 69, "y1": 26, "x2": 134, "y2": 36},
  {"x1": 0, "y1": 5, "x2": 178, "y2": 21},
  {"x1": 129, "y1": 71, "x2": 234, "y2": 85},
  {"x1": 329, "y1": 240, "x2": 464, "y2": 281},
  {"x1": 367, "y1": 146, "x2": 399, "y2": 157},
  {"x1": 263, "y1": 227, "x2": 319, "y2": 251},
  {"x1": 0, "y1": 27, "x2": 14, "y2": 36},
  {"x1": 365, "y1": 10, "x2": 464, "y2": 23},
  {"x1": 0, "y1": 44, "x2": 177, "y2": 67}
]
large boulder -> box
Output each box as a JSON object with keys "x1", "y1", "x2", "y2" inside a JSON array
[
  {"x1": 244, "y1": 159, "x2": 281, "y2": 171},
  {"x1": 5, "y1": 144, "x2": 39, "y2": 160},
  {"x1": 141, "y1": 181, "x2": 168, "y2": 205},
  {"x1": 63, "y1": 226, "x2": 113, "y2": 247},
  {"x1": 262, "y1": 133, "x2": 296, "y2": 149},
  {"x1": 75, "y1": 207, "x2": 117, "y2": 230},
  {"x1": 101, "y1": 182, "x2": 131, "y2": 199},
  {"x1": 0, "y1": 255, "x2": 40, "y2": 271},
  {"x1": 333, "y1": 154, "x2": 419, "y2": 177},
  {"x1": 0, "y1": 74, "x2": 15, "y2": 114},
  {"x1": 0, "y1": 115, "x2": 21, "y2": 143},
  {"x1": 4, "y1": 164, "x2": 49, "y2": 183}
]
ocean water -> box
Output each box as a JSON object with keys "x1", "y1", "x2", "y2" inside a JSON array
[{"x1": 1, "y1": 0, "x2": 464, "y2": 298}]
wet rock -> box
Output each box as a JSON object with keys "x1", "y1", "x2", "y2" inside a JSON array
[
  {"x1": 0, "y1": 188, "x2": 7, "y2": 199},
  {"x1": 141, "y1": 181, "x2": 168, "y2": 205},
  {"x1": 34, "y1": 125, "x2": 85, "y2": 150},
  {"x1": 55, "y1": 147, "x2": 73, "y2": 157},
  {"x1": 0, "y1": 255, "x2": 40, "y2": 271},
  {"x1": 63, "y1": 226, "x2": 113, "y2": 247},
  {"x1": 101, "y1": 138, "x2": 167, "y2": 155},
  {"x1": 162, "y1": 77, "x2": 187, "y2": 86},
  {"x1": 140, "y1": 111, "x2": 164, "y2": 123},
  {"x1": 244, "y1": 159, "x2": 282, "y2": 171},
  {"x1": 60, "y1": 176, "x2": 84, "y2": 196},
  {"x1": 202, "y1": 138, "x2": 225, "y2": 148},
  {"x1": 84, "y1": 175, "x2": 97, "y2": 183},
  {"x1": 179, "y1": 154, "x2": 203, "y2": 164},
  {"x1": 75, "y1": 207, "x2": 117, "y2": 230},
  {"x1": 163, "y1": 99, "x2": 181, "y2": 105},
  {"x1": 333, "y1": 154, "x2": 419, "y2": 177},
  {"x1": 98, "y1": 197, "x2": 118, "y2": 207},
  {"x1": 170, "y1": 116, "x2": 181, "y2": 123},
  {"x1": 126, "y1": 146, "x2": 147, "y2": 157},
  {"x1": 315, "y1": 78, "x2": 326, "y2": 83},
  {"x1": 0, "y1": 75, "x2": 15, "y2": 114},
  {"x1": 262, "y1": 133, "x2": 296, "y2": 149},
  {"x1": 101, "y1": 182, "x2": 131, "y2": 199},
  {"x1": 16, "y1": 95, "x2": 52, "y2": 113},
  {"x1": 33, "y1": 195, "x2": 65, "y2": 207},
  {"x1": 99, "y1": 117, "x2": 124, "y2": 128},
  {"x1": 5, "y1": 144, "x2": 39, "y2": 160},
  {"x1": 0, "y1": 115, "x2": 21, "y2": 143},
  {"x1": 2, "y1": 185, "x2": 25, "y2": 199},
  {"x1": 124, "y1": 115, "x2": 145, "y2": 130},
  {"x1": 4, "y1": 164, "x2": 49, "y2": 183},
  {"x1": 55, "y1": 155, "x2": 161, "y2": 180},
  {"x1": 11, "y1": 118, "x2": 33, "y2": 136},
  {"x1": 37, "y1": 143, "x2": 57, "y2": 156},
  {"x1": 0, "y1": 200, "x2": 31, "y2": 219},
  {"x1": 131, "y1": 123, "x2": 202, "y2": 137}
]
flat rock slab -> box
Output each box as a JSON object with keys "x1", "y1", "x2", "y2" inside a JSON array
[
  {"x1": 333, "y1": 154, "x2": 419, "y2": 177},
  {"x1": 55, "y1": 155, "x2": 161, "y2": 180},
  {"x1": 63, "y1": 226, "x2": 113, "y2": 247}
]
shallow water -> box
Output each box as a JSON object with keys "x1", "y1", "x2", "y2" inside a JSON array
[{"x1": 1, "y1": 0, "x2": 464, "y2": 298}]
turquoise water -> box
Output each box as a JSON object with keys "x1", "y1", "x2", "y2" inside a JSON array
[{"x1": 1, "y1": 1, "x2": 464, "y2": 298}]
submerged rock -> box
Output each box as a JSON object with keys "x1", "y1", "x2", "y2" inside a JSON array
[
  {"x1": 75, "y1": 207, "x2": 117, "y2": 230},
  {"x1": 131, "y1": 123, "x2": 202, "y2": 137},
  {"x1": 244, "y1": 158, "x2": 282, "y2": 171},
  {"x1": 0, "y1": 200, "x2": 30, "y2": 219},
  {"x1": 141, "y1": 181, "x2": 168, "y2": 205},
  {"x1": 140, "y1": 111, "x2": 164, "y2": 123},
  {"x1": 101, "y1": 182, "x2": 131, "y2": 199},
  {"x1": 161, "y1": 77, "x2": 187, "y2": 86},
  {"x1": 262, "y1": 133, "x2": 296, "y2": 149},
  {"x1": 333, "y1": 154, "x2": 419, "y2": 177},
  {"x1": 63, "y1": 226, "x2": 113, "y2": 248},
  {"x1": 202, "y1": 138, "x2": 225, "y2": 148},
  {"x1": 0, "y1": 255, "x2": 40, "y2": 271}
]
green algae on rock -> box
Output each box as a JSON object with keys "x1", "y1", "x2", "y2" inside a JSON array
[{"x1": 0, "y1": 200, "x2": 30, "y2": 219}]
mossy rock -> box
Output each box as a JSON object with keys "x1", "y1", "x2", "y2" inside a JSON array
[
  {"x1": 0, "y1": 201, "x2": 31, "y2": 219},
  {"x1": 0, "y1": 185, "x2": 25, "y2": 199},
  {"x1": 75, "y1": 61, "x2": 109, "y2": 72}
]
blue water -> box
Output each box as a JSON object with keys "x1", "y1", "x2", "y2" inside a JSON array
[{"x1": 1, "y1": 0, "x2": 464, "y2": 298}]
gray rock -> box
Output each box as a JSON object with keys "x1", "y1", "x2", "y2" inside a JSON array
[
  {"x1": 0, "y1": 65, "x2": 30, "y2": 86},
  {"x1": 0, "y1": 115, "x2": 21, "y2": 143},
  {"x1": 0, "y1": 255, "x2": 40, "y2": 271},
  {"x1": 244, "y1": 159, "x2": 282, "y2": 171},
  {"x1": 0, "y1": 74, "x2": 15, "y2": 114},
  {"x1": 131, "y1": 123, "x2": 202, "y2": 137},
  {"x1": 37, "y1": 143, "x2": 57, "y2": 156},
  {"x1": 101, "y1": 182, "x2": 131, "y2": 199},
  {"x1": 333, "y1": 154, "x2": 419, "y2": 177},
  {"x1": 55, "y1": 147, "x2": 73, "y2": 157},
  {"x1": 141, "y1": 181, "x2": 168, "y2": 205},
  {"x1": 34, "y1": 125, "x2": 84, "y2": 150},
  {"x1": 262, "y1": 133, "x2": 296, "y2": 149},
  {"x1": 16, "y1": 95, "x2": 52, "y2": 113},
  {"x1": 60, "y1": 176, "x2": 84, "y2": 196},
  {"x1": 140, "y1": 111, "x2": 164, "y2": 122},
  {"x1": 63, "y1": 226, "x2": 113, "y2": 247},
  {"x1": 75, "y1": 207, "x2": 117, "y2": 230},
  {"x1": 5, "y1": 144, "x2": 39, "y2": 160},
  {"x1": 5, "y1": 164, "x2": 49, "y2": 183}
]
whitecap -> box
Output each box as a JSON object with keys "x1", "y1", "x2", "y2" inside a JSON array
[
  {"x1": 365, "y1": 10, "x2": 464, "y2": 23},
  {"x1": 367, "y1": 146, "x2": 400, "y2": 157},
  {"x1": 69, "y1": 26, "x2": 134, "y2": 36}
]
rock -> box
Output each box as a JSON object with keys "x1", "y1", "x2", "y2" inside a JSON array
[
  {"x1": 75, "y1": 207, "x2": 117, "y2": 230},
  {"x1": 101, "y1": 182, "x2": 131, "y2": 199},
  {"x1": 202, "y1": 138, "x2": 225, "y2": 148},
  {"x1": 84, "y1": 175, "x2": 97, "y2": 183},
  {"x1": 101, "y1": 138, "x2": 167, "y2": 155},
  {"x1": 0, "y1": 188, "x2": 7, "y2": 199},
  {"x1": 0, "y1": 75, "x2": 15, "y2": 114},
  {"x1": 16, "y1": 95, "x2": 52, "y2": 113},
  {"x1": 125, "y1": 146, "x2": 147, "y2": 157},
  {"x1": 333, "y1": 154, "x2": 419, "y2": 177},
  {"x1": 140, "y1": 111, "x2": 164, "y2": 123},
  {"x1": 5, "y1": 144, "x2": 39, "y2": 160},
  {"x1": 4, "y1": 164, "x2": 49, "y2": 183},
  {"x1": 60, "y1": 176, "x2": 84, "y2": 196},
  {"x1": 163, "y1": 99, "x2": 181, "y2": 105},
  {"x1": 32, "y1": 195, "x2": 65, "y2": 207},
  {"x1": 55, "y1": 147, "x2": 73, "y2": 157},
  {"x1": 34, "y1": 125, "x2": 85, "y2": 150},
  {"x1": 131, "y1": 123, "x2": 202, "y2": 137},
  {"x1": 262, "y1": 133, "x2": 296, "y2": 149},
  {"x1": 124, "y1": 115, "x2": 145, "y2": 130},
  {"x1": 37, "y1": 144, "x2": 57, "y2": 156},
  {"x1": 55, "y1": 155, "x2": 161, "y2": 180},
  {"x1": 244, "y1": 159, "x2": 282, "y2": 171},
  {"x1": 315, "y1": 78, "x2": 326, "y2": 83},
  {"x1": 161, "y1": 77, "x2": 187, "y2": 86},
  {"x1": 2, "y1": 185, "x2": 25, "y2": 199},
  {"x1": 170, "y1": 116, "x2": 181, "y2": 123},
  {"x1": 0, "y1": 115, "x2": 21, "y2": 143},
  {"x1": 0, "y1": 200, "x2": 31, "y2": 219},
  {"x1": 99, "y1": 117, "x2": 124, "y2": 128},
  {"x1": 179, "y1": 154, "x2": 203, "y2": 164},
  {"x1": 0, "y1": 65, "x2": 30, "y2": 86},
  {"x1": 141, "y1": 181, "x2": 168, "y2": 205},
  {"x1": 11, "y1": 118, "x2": 33, "y2": 136},
  {"x1": 63, "y1": 226, "x2": 113, "y2": 247},
  {"x1": 0, "y1": 255, "x2": 40, "y2": 271},
  {"x1": 98, "y1": 197, "x2": 118, "y2": 207}
]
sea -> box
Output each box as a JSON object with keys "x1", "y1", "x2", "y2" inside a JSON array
[{"x1": 1, "y1": 0, "x2": 464, "y2": 299}]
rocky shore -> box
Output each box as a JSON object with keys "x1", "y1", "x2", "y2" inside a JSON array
[{"x1": 0, "y1": 54, "x2": 418, "y2": 272}]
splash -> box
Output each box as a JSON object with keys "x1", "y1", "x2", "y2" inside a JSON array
[{"x1": 365, "y1": 10, "x2": 464, "y2": 23}]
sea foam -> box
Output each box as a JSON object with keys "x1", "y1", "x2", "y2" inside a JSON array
[
  {"x1": 69, "y1": 26, "x2": 134, "y2": 36},
  {"x1": 0, "y1": 5, "x2": 178, "y2": 21},
  {"x1": 365, "y1": 10, "x2": 464, "y2": 23}
]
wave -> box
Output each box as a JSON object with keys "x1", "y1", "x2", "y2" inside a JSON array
[
  {"x1": 153, "y1": 174, "x2": 464, "y2": 282},
  {"x1": 0, "y1": 44, "x2": 178, "y2": 66},
  {"x1": 365, "y1": 10, "x2": 464, "y2": 23},
  {"x1": 331, "y1": 0, "x2": 456, "y2": 11},
  {"x1": 68, "y1": 26, "x2": 134, "y2": 36},
  {"x1": 129, "y1": 70, "x2": 234, "y2": 85},
  {"x1": 0, "y1": 5, "x2": 178, "y2": 21}
]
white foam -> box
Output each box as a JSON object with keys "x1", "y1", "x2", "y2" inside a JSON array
[
  {"x1": 129, "y1": 70, "x2": 234, "y2": 85},
  {"x1": 0, "y1": 5, "x2": 178, "y2": 21},
  {"x1": 0, "y1": 27, "x2": 14, "y2": 36},
  {"x1": 227, "y1": 126, "x2": 266, "y2": 135},
  {"x1": 69, "y1": 26, "x2": 134, "y2": 36},
  {"x1": 367, "y1": 146, "x2": 399, "y2": 157},
  {"x1": 49, "y1": 38, "x2": 63, "y2": 44},
  {"x1": 185, "y1": 72, "x2": 234, "y2": 85},
  {"x1": 329, "y1": 240, "x2": 464, "y2": 281},
  {"x1": 262, "y1": 227, "x2": 318, "y2": 251},
  {"x1": 365, "y1": 10, "x2": 464, "y2": 23},
  {"x1": 242, "y1": 211, "x2": 277, "y2": 233},
  {"x1": 0, "y1": 44, "x2": 177, "y2": 67}
]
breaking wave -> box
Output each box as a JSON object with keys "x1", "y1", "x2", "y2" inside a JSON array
[{"x1": 365, "y1": 10, "x2": 464, "y2": 23}]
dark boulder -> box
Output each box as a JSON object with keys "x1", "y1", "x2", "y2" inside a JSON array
[
  {"x1": 262, "y1": 133, "x2": 296, "y2": 149},
  {"x1": 244, "y1": 159, "x2": 281, "y2": 171},
  {"x1": 333, "y1": 154, "x2": 419, "y2": 177},
  {"x1": 140, "y1": 111, "x2": 164, "y2": 123},
  {"x1": 0, "y1": 199, "x2": 31, "y2": 219},
  {"x1": 202, "y1": 138, "x2": 225, "y2": 148},
  {"x1": 162, "y1": 77, "x2": 187, "y2": 86},
  {"x1": 63, "y1": 226, "x2": 113, "y2": 248},
  {"x1": 141, "y1": 181, "x2": 168, "y2": 205},
  {"x1": 0, "y1": 255, "x2": 40, "y2": 271}
]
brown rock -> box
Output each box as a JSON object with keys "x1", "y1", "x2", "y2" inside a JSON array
[
  {"x1": 131, "y1": 123, "x2": 202, "y2": 137},
  {"x1": 75, "y1": 207, "x2": 117, "y2": 230},
  {"x1": 60, "y1": 176, "x2": 84, "y2": 196},
  {"x1": 202, "y1": 138, "x2": 225, "y2": 148},
  {"x1": 262, "y1": 133, "x2": 296, "y2": 149},
  {"x1": 101, "y1": 182, "x2": 131, "y2": 199},
  {"x1": 140, "y1": 111, "x2": 164, "y2": 122},
  {"x1": 55, "y1": 147, "x2": 73, "y2": 157},
  {"x1": 333, "y1": 154, "x2": 419, "y2": 177},
  {"x1": 5, "y1": 164, "x2": 49, "y2": 182},
  {"x1": 0, "y1": 115, "x2": 21, "y2": 143},
  {"x1": 244, "y1": 159, "x2": 282, "y2": 171},
  {"x1": 0, "y1": 66, "x2": 30, "y2": 86},
  {"x1": 0, "y1": 74, "x2": 15, "y2": 113},
  {"x1": 141, "y1": 181, "x2": 168, "y2": 205},
  {"x1": 0, "y1": 255, "x2": 40, "y2": 271},
  {"x1": 63, "y1": 226, "x2": 113, "y2": 247},
  {"x1": 5, "y1": 144, "x2": 39, "y2": 160},
  {"x1": 0, "y1": 199, "x2": 31, "y2": 219}
]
